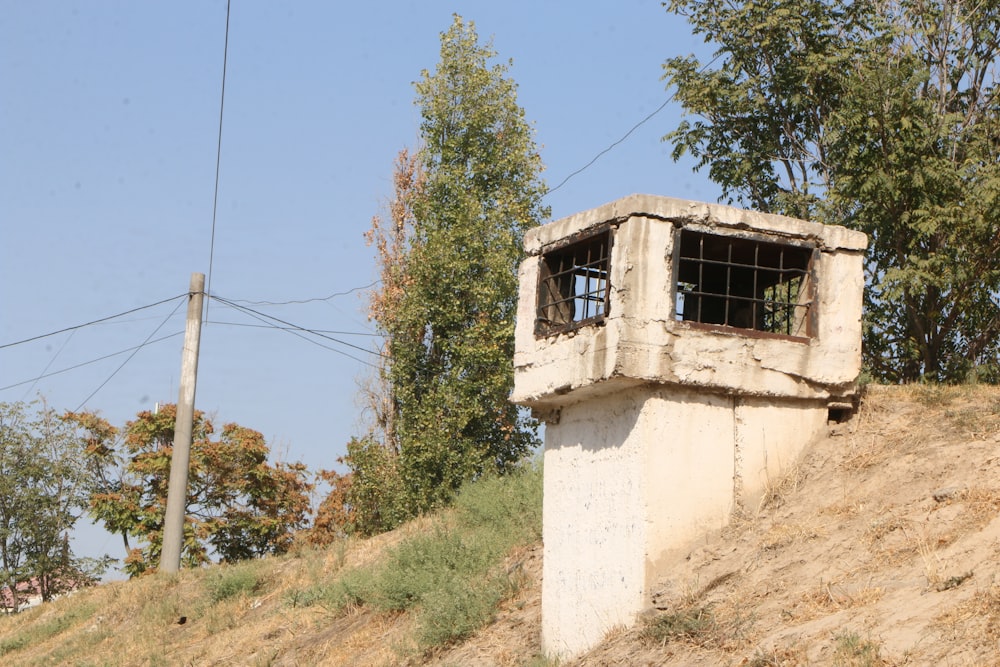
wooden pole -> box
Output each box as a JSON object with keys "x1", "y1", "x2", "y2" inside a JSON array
[{"x1": 160, "y1": 273, "x2": 205, "y2": 574}]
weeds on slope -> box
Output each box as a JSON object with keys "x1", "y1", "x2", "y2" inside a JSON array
[{"x1": 292, "y1": 464, "x2": 543, "y2": 651}]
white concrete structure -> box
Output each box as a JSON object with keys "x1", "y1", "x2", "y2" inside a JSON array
[{"x1": 511, "y1": 194, "x2": 866, "y2": 659}]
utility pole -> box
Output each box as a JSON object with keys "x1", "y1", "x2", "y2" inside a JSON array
[{"x1": 160, "y1": 273, "x2": 205, "y2": 574}]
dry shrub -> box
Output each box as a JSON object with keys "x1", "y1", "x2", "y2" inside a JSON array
[
  {"x1": 959, "y1": 487, "x2": 1000, "y2": 529},
  {"x1": 865, "y1": 521, "x2": 930, "y2": 571},
  {"x1": 822, "y1": 499, "x2": 867, "y2": 519},
  {"x1": 643, "y1": 584, "x2": 757, "y2": 653},
  {"x1": 798, "y1": 581, "x2": 885, "y2": 615},
  {"x1": 942, "y1": 406, "x2": 1000, "y2": 439},
  {"x1": 601, "y1": 623, "x2": 630, "y2": 643},
  {"x1": 904, "y1": 383, "x2": 957, "y2": 408},
  {"x1": 863, "y1": 514, "x2": 906, "y2": 546},
  {"x1": 935, "y1": 584, "x2": 1000, "y2": 646},
  {"x1": 842, "y1": 435, "x2": 895, "y2": 471},
  {"x1": 641, "y1": 605, "x2": 718, "y2": 647},
  {"x1": 760, "y1": 522, "x2": 822, "y2": 552},
  {"x1": 757, "y1": 465, "x2": 804, "y2": 513},
  {"x1": 745, "y1": 643, "x2": 809, "y2": 666},
  {"x1": 832, "y1": 631, "x2": 893, "y2": 666}
]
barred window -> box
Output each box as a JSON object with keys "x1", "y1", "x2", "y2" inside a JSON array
[
  {"x1": 674, "y1": 229, "x2": 815, "y2": 339},
  {"x1": 536, "y1": 229, "x2": 612, "y2": 336}
]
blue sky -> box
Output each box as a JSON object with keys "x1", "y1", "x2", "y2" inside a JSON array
[{"x1": 1, "y1": 1, "x2": 718, "y2": 568}]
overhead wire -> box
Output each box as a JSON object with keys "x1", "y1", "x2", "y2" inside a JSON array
[
  {"x1": 75, "y1": 297, "x2": 188, "y2": 410},
  {"x1": 544, "y1": 52, "x2": 723, "y2": 198},
  {"x1": 0, "y1": 332, "x2": 184, "y2": 393},
  {"x1": 226, "y1": 281, "x2": 379, "y2": 306},
  {"x1": 205, "y1": 0, "x2": 231, "y2": 323},
  {"x1": 209, "y1": 294, "x2": 383, "y2": 367},
  {"x1": 20, "y1": 329, "x2": 76, "y2": 401},
  {"x1": 0, "y1": 294, "x2": 188, "y2": 350},
  {"x1": 207, "y1": 320, "x2": 379, "y2": 336}
]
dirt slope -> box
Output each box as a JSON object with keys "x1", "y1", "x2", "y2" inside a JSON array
[
  {"x1": 2, "y1": 385, "x2": 998, "y2": 666},
  {"x1": 435, "y1": 384, "x2": 1000, "y2": 666},
  {"x1": 561, "y1": 384, "x2": 1000, "y2": 666}
]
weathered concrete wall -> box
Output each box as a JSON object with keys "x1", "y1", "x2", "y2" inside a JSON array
[
  {"x1": 511, "y1": 194, "x2": 867, "y2": 410},
  {"x1": 734, "y1": 396, "x2": 829, "y2": 506},
  {"x1": 515, "y1": 195, "x2": 866, "y2": 660},
  {"x1": 541, "y1": 387, "x2": 829, "y2": 659},
  {"x1": 541, "y1": 388, "x2": 648, "y2": 658}
]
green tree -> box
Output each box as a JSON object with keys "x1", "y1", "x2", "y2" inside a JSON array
[
  {"x1": 65, "y1": 405, "x2": 312, "y2": 576},
  {"x1": 329, "y1": 15, "x2": 549, "y2": 536},
  {"x1": 392, "y1": 14, "x2": 548, "y2": 512},
  {"x1": 0, "y1": 402, "x2": 104, "y2": 612},
  {"x1": 663, "y1": 0, "x2": 1000, "y2": 382}
]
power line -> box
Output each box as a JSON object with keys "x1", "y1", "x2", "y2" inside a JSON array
[
  {"x1": 20, "y1": 329, "x2": 76, "y2": 401},
  {"x1": 545, "y1": 98, "x2": 674, "y2": 197},
  {"x1": 75, "y1": 297, "x2": 187, "y2": 410},
  {"x1": 226, "y1": 281, "x2": 379, "y2": 306},
  {"x1": 0, "y1": 332, "x2": 184, "y2": 393},
  {"x1": 0, "y1": 294, "x2": 188, "y2": 350},
  {"x1": 545, "y1": 53, "x2": 723, "y2": 198},
  {"x1": 210, "y1": 294, "x2": 383, "y2": 367},
  {"x1": 206, "y1": 320, "x2": 379, "y2": 336},
  {"x1": 205, "y1": 0, "x2": 232, "y2": 322}
]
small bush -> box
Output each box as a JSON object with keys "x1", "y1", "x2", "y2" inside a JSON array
[
  {"x1": 833, "y1": 631, "x2": 884, "y2": 667},
  {"x1": 416, "y1": 572, "x2": 512, "y2": 646},
  {"x1": 454, "y1": 465, "x2": 543, "y2": 542},
  {"x1": 0, "y1": 635, "x2": 28, "y2": 657},
  {"x1": 641, "y1": 606, "x2": 717, "y2": 646},
  {"x1": 292, "y1": 464, "x2": 543, "y2": 651},
  {"x1": 209, "y1": 564, "x2": 264, "y2": 602}
]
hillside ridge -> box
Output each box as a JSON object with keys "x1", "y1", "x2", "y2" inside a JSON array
[{"x1": 1, "y1": 385, "x2": 998, "y2": 666}]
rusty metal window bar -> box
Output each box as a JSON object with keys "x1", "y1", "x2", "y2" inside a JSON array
[
  {"x1": 536, "y1": 229, "x2": 611, "y2": 336},
  {"x1": 674, "y1": 229, "x2": 815, "y2": 338}
]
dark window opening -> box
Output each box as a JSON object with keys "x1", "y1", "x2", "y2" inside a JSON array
[
  {"x1": 536, "y1": 229, "x2": 611, "y2": 336},
  {"x1": 674, "y1": 229, "x2": 815, "y2": 338}
]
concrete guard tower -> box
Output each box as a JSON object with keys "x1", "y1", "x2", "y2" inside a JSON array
[{"x1": 510, "y1": 194, "x2": 867, "y2": 659}]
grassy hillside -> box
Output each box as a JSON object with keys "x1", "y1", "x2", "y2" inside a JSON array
[{"x1": 2, "y1": 385, "x2": 999, "y2": 666}]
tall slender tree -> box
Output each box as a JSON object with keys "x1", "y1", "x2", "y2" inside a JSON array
[{"x1": 334, "y1": 15, "x2": 549, "y2": 534}]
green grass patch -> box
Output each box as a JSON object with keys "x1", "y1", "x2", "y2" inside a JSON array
[
  {"x1": 207, "y1": 561, "x2": 265, "y2": 602},
  {"x1": 0, "y1": 601, "x2": 98, "y2": 658},
  {"x1": 293, "y1": 464, "x2": 543, "y2": 650}
]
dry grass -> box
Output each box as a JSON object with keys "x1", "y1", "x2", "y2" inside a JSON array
[
  {"x1": 759, "y1": 522, "x2": 824, "y2": 551},
  {"x1": 4, "y1": 386, "x2": 1000, "y2": 667},
  {"x1": 935, "y1": 583, "x2": 1000, "y2": 647},
  {"x1": 959, "y1": 487, "x2": 1000, "y2": 529},
  {"x1": 756, "y1": 464, "x2": 805, "y2": 513},
  {"x1": 842, "y1": 434, "x2": 898, "y2": 471},
  {"x1": 745, "y1": 643, "x2": 809, "y2": 666},
  {"x1": 799, "y1": 581, "x2": 886, "y2": 615}
]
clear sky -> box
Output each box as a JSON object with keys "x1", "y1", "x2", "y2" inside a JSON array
[{"x1": 1, "y1": 1, "x2": 719, "y2": 569}]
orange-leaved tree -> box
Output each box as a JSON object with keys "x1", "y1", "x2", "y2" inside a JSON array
[{"x1": 64, "y1": 405, "x2": 312, "y2": 577}]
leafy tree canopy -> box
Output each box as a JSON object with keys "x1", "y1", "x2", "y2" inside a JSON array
[
  {"x1": 0, "y1": 401, "x2": 107, "y2": 612},
  {"x1": 65, "y1": 405, "x2": 312, "y2": 577},
  {"x1": 663, "y1": 0, "x2": 1000, "y2": 382}
]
